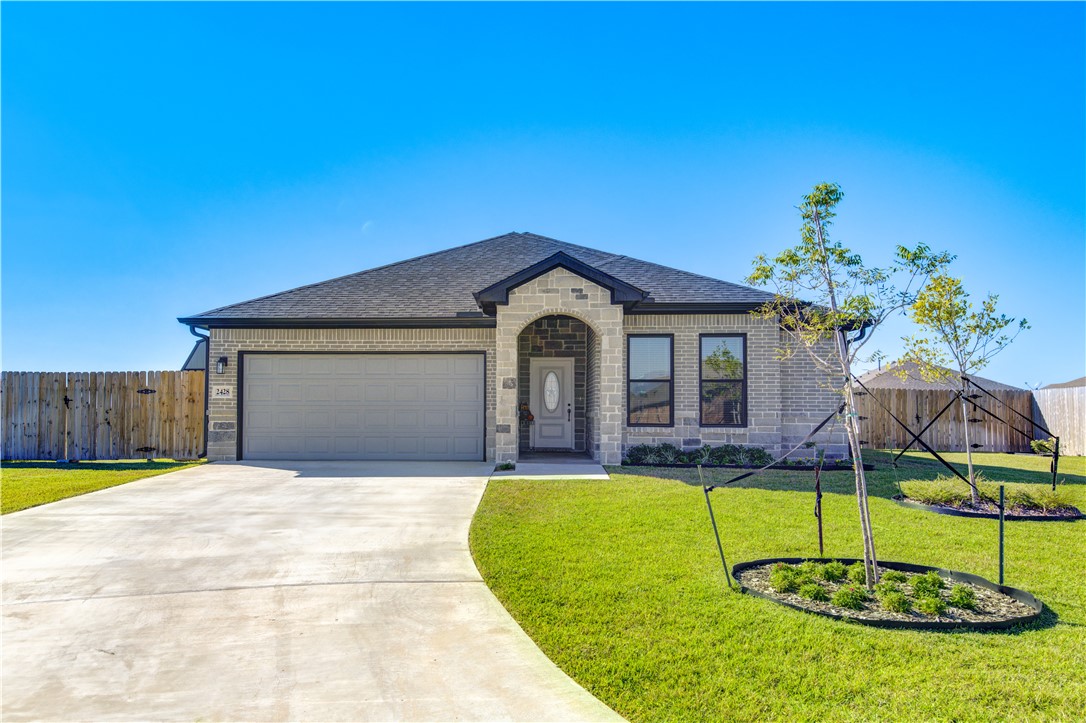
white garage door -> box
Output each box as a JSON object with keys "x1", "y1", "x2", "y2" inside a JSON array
[{"x1": 242, "y1": 353, "x2": 485, "y2": 461}]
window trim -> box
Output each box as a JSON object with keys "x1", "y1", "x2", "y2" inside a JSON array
[
  {"x1": 626, "y1": 333, "x2": 674, "y2": 428},
  {"x1": 698, "y1": 333, "x2": 748, "y2": 428}
]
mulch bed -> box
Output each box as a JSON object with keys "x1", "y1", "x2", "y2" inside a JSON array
[
  {"x1": 893, "y1": 495, "x2": 1083, "y2": 521},
  {"x1": 733, "y1": 558, "x2": 1042, "y2": 630}
]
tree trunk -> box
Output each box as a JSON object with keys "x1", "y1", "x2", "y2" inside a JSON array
[
  {"x1": 811, "y1": 204, "x2": 879, "y2": 589},
  {"x1": 839, "y1": 338, "x2": 879, "y2": 589},
  {"x1": 960, "y1": 381, "x2": 979, "y2": 504}
]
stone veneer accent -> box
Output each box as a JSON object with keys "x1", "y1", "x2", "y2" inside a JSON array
[
  {"x1": 205, "y1": 327, "x2": 496, "y2": 462},
  {"x1": 495, "y1": 268, "x2": 625, "y2": 464}
]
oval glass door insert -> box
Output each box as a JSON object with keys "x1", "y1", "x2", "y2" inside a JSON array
[{"x1": 543, "y1": 371, "x2": 560, "y2": 412}]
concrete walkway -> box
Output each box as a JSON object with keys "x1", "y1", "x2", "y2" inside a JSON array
[{"x1": 2, "y1": 461, "x2": 621, "y2": 722}]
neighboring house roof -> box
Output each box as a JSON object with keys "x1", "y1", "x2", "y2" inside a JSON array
[
  {"x1": 181, "y1": 338, "x2": 207, "y2": 371},
  {"x1": 1042, "y1": 376, "x2": 1085, "y2": 389},
  {"x1": 856, "y1": 361, "x2": 1026, "y2": 392},
  {"x1": 178, "y1": 231, "x2": 776, "y2": 327}
]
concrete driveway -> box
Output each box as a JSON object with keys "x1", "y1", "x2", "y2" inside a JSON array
[{"x1": 2, "y1": 461, "x2": 621, "y2": 722}]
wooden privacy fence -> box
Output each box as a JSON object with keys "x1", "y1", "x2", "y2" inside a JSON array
[
  {"x1": 855, "y1": 387, "x2": 1035, "y2": 454},
  {"x1": 1033, "y1": 387, "x2": 1085, "y2": 456},
  {"x1": 2, "y1": 371, "x2": 206, "y2": 461}
]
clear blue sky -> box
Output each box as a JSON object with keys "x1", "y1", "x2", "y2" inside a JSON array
[{"x1": 4, "y1": 2, "x2": 1083, "y2": 387}]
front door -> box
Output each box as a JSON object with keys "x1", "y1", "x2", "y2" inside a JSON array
[{"x1": 529, "y1": 357, "x2": 574, "y2": 450}]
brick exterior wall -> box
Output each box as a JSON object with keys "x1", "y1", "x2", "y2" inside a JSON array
[
  {"x1": 201, "y1": 271, "x2": 844, "y2": 464},
  {"x1": 205, "y1": 327, "x2": 496, "y2": 462},
  {"x1": 621, "y1": 314, "x2": 848, "y2": 458},
  {"x1": 780, "y1": 336, "x2": 850, "y2": 458},
  {"x1": 517, "y1": 316, "x2": 588, "y2": 452}
]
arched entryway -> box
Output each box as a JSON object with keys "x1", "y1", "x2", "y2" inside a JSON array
[{"x1": 516, "y1": 315, "x2": 598, "y2": 456}]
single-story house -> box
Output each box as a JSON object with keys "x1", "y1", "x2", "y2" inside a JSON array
[{"x1": 179, "y1": 232, "x2": 843, "y2": 464}]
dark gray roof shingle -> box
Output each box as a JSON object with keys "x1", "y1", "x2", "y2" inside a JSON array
[{"x1": 180, "y1": 231, "x2": 776, "y2": 323}]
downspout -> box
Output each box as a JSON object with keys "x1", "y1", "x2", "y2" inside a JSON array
[{"x1": 189, "y1": 325, "x2": 210, "y2": 458}]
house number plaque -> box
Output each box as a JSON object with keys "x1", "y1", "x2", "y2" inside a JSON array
[{"x1": 211, "y1": 386, "x2": 233, "y2": 399}]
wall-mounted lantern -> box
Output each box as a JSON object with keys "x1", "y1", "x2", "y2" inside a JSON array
[{"x1": 216, "y1": 356, "x2": 228, "y2": 375}]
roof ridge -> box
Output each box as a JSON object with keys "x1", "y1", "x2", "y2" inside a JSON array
[{"x1": 188, "y1": 231, "x2": 527, "y2": 318}]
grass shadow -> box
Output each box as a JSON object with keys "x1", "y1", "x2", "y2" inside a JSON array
[{"x1": 608, "y1": 451, "x2": 1085, "y2": 502}]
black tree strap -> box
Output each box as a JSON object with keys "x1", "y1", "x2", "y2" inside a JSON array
[
  {"x1": 705, "y1": 403, "x2": 845, "y2": 492},
  {"x1": 962, "y1": 375, "x2": 1055, "y2": 439},
  {"x1": 851, "y1": 375, "x2": 972, "y2": 485},
  {"x1": 892, "y1": 393, "x2": 962, "y2": 462},
  {"x1": 967, "y1": 397, "x2": 1036, "y2": 443}
]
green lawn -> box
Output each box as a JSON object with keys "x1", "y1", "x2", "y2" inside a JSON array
[
  {"x1": 470, "y1": 452, "x2": 1086, "y2": 721},
  {"x1": 1, "y1": 460, "x2": 203, "y2": 514}
]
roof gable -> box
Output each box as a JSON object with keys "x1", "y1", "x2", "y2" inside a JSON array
[
  {"x1": 473, "y1": 251, "x2": 647, "y2": 315},
  {"x1": 178, "y1": 231, "x2": 776, "y2": 327}
]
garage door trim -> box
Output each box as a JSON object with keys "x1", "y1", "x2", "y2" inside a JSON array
[{"x1": 236, "y1": 350, "x2": 487, "y2": 461}]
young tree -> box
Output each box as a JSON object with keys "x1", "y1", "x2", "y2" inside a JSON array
[
  {"x1": 747, "y1": 183, "x2": 951, "y2": 588},
  {"x1": 900, "y1": 274, "x2": 1029, "y2": 503}
]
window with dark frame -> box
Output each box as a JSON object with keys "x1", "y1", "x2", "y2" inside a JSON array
[
  {"x1": 627, "y1": 335, "x2": 673, "y2": 426},
  {"x1": 700, "y1": 334, "x2": 746, "y2": 426}
]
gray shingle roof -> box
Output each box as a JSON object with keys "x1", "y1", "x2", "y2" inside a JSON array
[
  {"x1": 857, "y1": 362, "x2": 1025, "y2": 392},
  {"x1": 179, "y1": 231, "x2": 776, "y2": 325}
]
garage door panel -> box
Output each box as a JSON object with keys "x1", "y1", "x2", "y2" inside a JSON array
[
  {"x1": 305, "y1": 437, "x2": 331, "y2": 454},
  {"x1": 335, "y1": 384, "x2": 362, "y2": 402},
  {"x1": 278, "y1": 358, "x2": 305, "y2": 374},
  {"x1": 424, "y1": 384, "x2": 450, "y2": 402},
  {"x1": 424, "y1": 410, "x2": 449, "y2": 428},
  {"x1": 243, "y1": 353, "x2": 484, "y2": 460},
  {"x1": 277, "y1": 384, "x2": 303, "y2": 402},
  {"x1": 394, "y1": 409, "x2": 419, "y2": 427},
  {"x1": 305, "y1": 384, "x2": 333, "y2": 402},
  {"x1": 393, "y1": 384, "x2": 419, "y2": 402},
  {"x1": 453, "y1": 383, "x2": 481, "y2": 402},
  {"x1": 365, "y1": 384, "x2": 390, "y2": 402}
]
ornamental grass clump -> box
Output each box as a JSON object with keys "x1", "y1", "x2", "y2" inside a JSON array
[
  {"x1": 831, "y1": 585, "x2": 869, "y2": 610},
  {"x1": 948, "y1": 584, "x2": 977, "y2": 610}
]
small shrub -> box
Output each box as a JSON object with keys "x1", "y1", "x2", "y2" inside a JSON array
[
  {"x1": 915, "y1": 595, "x2": 948, "y2": 616},
  {"x1": 798, "y1": 560, "x2": 823, "y2": 577},
  {"x1": 911, "y1": 571, "x2": 946, "y2": 597},
  {"x1": 494, "y1": 462, "x2": 515, "y2": 471},
  {"x1": 655, "y1": 443, "x2": 685, "y2": 464},
  {"x1": 624, "y1": 442, "x2": 773, "y2": 467},
  {"x1": 831, "y1": 585, "x2": 869, "y2": 610},
  {"x1": 769, "y1": 563, "x2": 800, "y2": 593},
  {"x1": 799, "y1": 582, "x2": 830, "y2": 602},
  {"x1": 690, "y1": 445, "x2": 715, "y2": 465},
  {"x1": 948, "y1": 584, "x2": 977, "y2": 610},
  {"x1": 899, "y1": 477, "x2": 973, "y2": 507},
  {"x1": 880, "y1": 591, "x2": 912, "y2": 614},
  {"x1": 819, "y1": 561, "x2": 847, "y2": 582},
  {"x1": 847, "y1": 561, "x2": 868, "y2": 585},
  {"x1": 880, "y1": 569, "x2": 908, "y2": 584},
  {"x1": 623, "y1": 444, "x2": 658, "y2": 465},
  {"x1": 874, "y1": 580, "x2": 902, "y2": 600}
]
